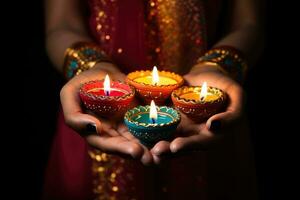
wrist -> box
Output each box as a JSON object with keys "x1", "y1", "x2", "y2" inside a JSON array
[
  {"x1": 196, "y1": 46, "x2": 248, "y2": 83},
  {"x1": 190, "y1": 62, "x2": 227, "y2": 75}
]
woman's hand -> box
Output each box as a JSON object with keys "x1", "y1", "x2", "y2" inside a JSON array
[
  {"x1": 60, "y1": 62, "x2": 153, "y2": 165},
  {"x1": 151, "y1": 63, "x2": 245, "y2": 164}
]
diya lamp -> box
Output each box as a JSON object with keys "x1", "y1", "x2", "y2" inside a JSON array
[
  {"x1": 124, "y1": 100, "x2": 181, "y2": 147},
  {"x1": 126, "y1": 66, "x2": 184, "y2": 105},
  {"x1": 171, "y1": 82, "x2": 227, "y2": 123},
  {"x1": 79, "y1": 75, "x2": 135, "y2": 118}
]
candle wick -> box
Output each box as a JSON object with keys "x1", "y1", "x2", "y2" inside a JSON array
[
  {"x1": 151, "y1": 118, "x2": 156, "y2": 124},
  {"x1": 200, "y1": 96, "x2": 205, "y2": 102},
  {"x1": 105, "y1": 91, "x2": 110, "y2": 96}
]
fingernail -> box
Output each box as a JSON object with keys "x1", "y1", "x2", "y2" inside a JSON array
[
  {"x1": 152, "y1": 149, "x2": 161, "y2": 156},
  {"x1": 209, "y1": 120, "x2": 222, "y2": 131},
  {"x1": 86, "y1": 123, "x2": 97, "y2": 133},
  {"x1": 170, "y1": 147, "x2": 178, "y2": 153}
]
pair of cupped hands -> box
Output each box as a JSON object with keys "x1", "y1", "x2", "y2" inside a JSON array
[{"x1": 60, "y1": 62, "x2": 244, "y2": 165}]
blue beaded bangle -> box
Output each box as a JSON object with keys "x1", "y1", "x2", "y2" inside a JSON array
[
  {"x1": 197, "y1": 46, "x2": 248, "y2": 83},
  {"x1": 63, "y1": 42, "x2": 110, "y2": 79}
]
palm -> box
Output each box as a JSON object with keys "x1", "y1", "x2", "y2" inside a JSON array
[
  {"x1": 83, "y1": 82, "x2": 153, "y2": 164},
  {"x1": 184, "y1": 69, "x2": 237, "y2": 93},
  {"x1": 61, "y1": 63, "x2": 153, "y2": 165},
  {"x1": 150, "y1": 65, "x2": 244, "y2": 163},
  {"x1": 86, "y1": 118, "x2": 150, "y2": 160}
]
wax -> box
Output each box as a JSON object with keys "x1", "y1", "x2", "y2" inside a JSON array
[
  {"x1": 180, "y1": 92, "x2": 220, "y2": 102},
  {"x1": 87, "y1": 88, "x2": 128, "y2": 96},
  {"x1": 131, "y1": 112, "x2": 174, "y2": 124},
  {"x1": 134, "y1": 76, "x2": 177, "y2": 85}
]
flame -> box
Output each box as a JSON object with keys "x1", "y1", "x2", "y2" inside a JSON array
[
  {"x1": 104, "y1": 74, "x2": 110, "y2": 96},
  {"x1": 200, "y1": 82, "x2": 207, "y2": 101},
  {"x1": 149, "y1": 100, "x2": 158, "y2": 123},
  {"x1": 152, "y1": 66, "x2": 159, "y2": 85}
]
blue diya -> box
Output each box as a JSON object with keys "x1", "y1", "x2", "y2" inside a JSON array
[{"x1": 124, "y1": 105, "x2": 181, "y2": 147}]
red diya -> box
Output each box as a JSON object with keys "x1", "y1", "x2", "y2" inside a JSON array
[
  {"x1": 171, "y1": 82, "x2": 227, "y2": 123},
  {"x1": 79, "y1": 75, "x2": 135, "y2": 118},
  {"x1": 126, "y1": 66, "x2": 184, "y2": 105}
]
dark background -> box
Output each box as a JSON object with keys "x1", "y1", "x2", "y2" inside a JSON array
[{"x1": 6, "y1": 0, "x2": 283, "y2": 199}]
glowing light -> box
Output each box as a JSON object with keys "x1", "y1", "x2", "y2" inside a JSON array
[{"x1": 149, "y1": 100, "x2": 158, "y2": 123}]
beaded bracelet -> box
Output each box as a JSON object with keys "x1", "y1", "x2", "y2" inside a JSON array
[
  {"x1": 63, "y1": 42, "x2": 111, "y2": 79},
  {"x1": 197, "y1": 46, "x2": 248, "y2": 83}
]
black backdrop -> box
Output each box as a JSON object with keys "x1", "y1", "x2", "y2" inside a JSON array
[{"x1": 8, "y1": 0, "x2": 281, "y2": 199}]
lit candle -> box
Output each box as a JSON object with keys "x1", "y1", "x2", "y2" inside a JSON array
[
  {"x1": 149, "y1": 100, "x2": 158, "y2": 123},
  {"x1": 178, "y1": 82, "x2": 220, "y2": 102},
  {"x1": 85, "y1": 75, "x2": 129, "y2": 96},
  {"x1": 103, "y1": 74, "x2": 110, "y2": 96},
  {"x1": 124, "y1": 102, "x2": 181, "y2": 147},
  {"x1": 200, "y1": 82, "x2": 207, "y2": 101},
  {"x1": 133, "y1": 66, "x2": 178, "y2": 86},
  {"x1": 79, "y1": 75, "x2": 135, "y2": 118},
  {"x1": 152, "y1": 66, "x2": 159, "y2": 85},
  {"x1": 126, "y1": 67, "x2": 184, "y2": 105},
  {"x1": 171, "y1": 84, "x2": 227, "y2": 123}
]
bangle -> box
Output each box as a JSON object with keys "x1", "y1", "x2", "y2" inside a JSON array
[
  {"x1": 197, "y1": 46, "x2": 248, "y2": 82},
  {"x1": 191, "y1": 61, "x2": 229, "y2": 75},
  {"x1": 63, "y1": 42, "x2": 111, "y2": 79}
]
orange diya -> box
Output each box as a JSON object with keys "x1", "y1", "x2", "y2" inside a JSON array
[
  {"x1": 79, "y1": 75, "x2": 135, "y2": 118},
  {"x1": 126, "y1": 66, "x2": 184, "y2": 105},
  {"x1": 172, "y1": 82, "x2": 227, "y2": 123}
]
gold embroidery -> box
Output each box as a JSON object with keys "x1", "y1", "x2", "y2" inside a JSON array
[
  {"x1": 89, "y1": 150, "x2": 137, "y2": 200},
  {"x1": 145, "y1": 0, "x2": 207, "y2": 74}
]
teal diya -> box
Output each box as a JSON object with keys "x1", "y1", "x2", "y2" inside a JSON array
[{"x1": 124, "y1": 101, "x2": 181, "y2": 147}]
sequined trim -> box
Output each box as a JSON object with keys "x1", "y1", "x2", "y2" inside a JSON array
[
  {"x1": 197, "y1": 46, "x2": 248, "y2": 82},
  {"x1": 89, "y1": 0, "x2": 118, "y2": 54},
  {"x1": 145, "y1": 0, "x2": 207, "y2": 73},
  {"x1": 89, "y1": 150, "x2": 138, "y2": 200},
  {"x1": 89, "y1": 0, "x2": 207, "y2": 74}
]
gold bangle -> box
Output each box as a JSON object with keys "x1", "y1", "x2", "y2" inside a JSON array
[
  {"x1": 197, "y1": 46, "x2": 248, "y2": 83},
  {"x1": 63, "y1": 42, "x2": 111, "y2": 79},
  {"x1": 192, "y1": 61, "x2": 229, "y2": 75}
]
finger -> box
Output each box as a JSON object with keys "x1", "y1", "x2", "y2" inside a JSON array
[
  {"x1": 152, "y1": 155, "x2": 161, "y2": 165},
  {"x1": 60, "y1": 85, "x2": 101, "y2": 134},
  {"x1": 177, "y1": 121, "x2": 201, "y2": 136},
  {"x1": 101, "y1": 124, "x2": 121, "y2": 137},
  {"x1": 61, "y1": 84, "x2": 121, "y2": 137},
  {"x1": 60, "y1": 84, "x2": 84, "y2": 117},
  {"x1": 151, "y1": 141, "x2": 171, "y2": 165},
  {"x1": 116, "y1": 123, "x2": 128, "y2": 133},
  {"x1": 114, "y1": 73, "x2": 126, "y2": 81},
  {"x1": 99, "y1": 119, "x2": 120, "y2": 137},
  {"x1": 86, "y1": 110, "x2": 123, "y2": 137},
  {"x1": 86, "y1": 135, "x2": 144, "y2": 159},
  {"x1": 151, "y1": 141, "x2": 171, "y2": 156},
  {"x1": 65, "y1": 112, "x2": 102, "y2": 136},
  {"x1": 140, "y1": 146, "x2": 153, "y2": 166},
  {"x1": 116, "y1": 123, "x2": 139, "y2": 141},
  {"x1": 206, "y1": 85, "x2": 244, "y2": 131},
  {"x1": 170, "y1": 130, "x2": 214, "y2": 153},
  {"x1": 116, "y1": 123, "x2": 153, "y2": 165},
  {"x1": 206, "y1": 111, "x2": 239, "y2": 132}
]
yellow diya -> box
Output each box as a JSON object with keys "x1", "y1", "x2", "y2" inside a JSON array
[{"x1": 126, "y1": 66, "x2": 184, "y2": 105}]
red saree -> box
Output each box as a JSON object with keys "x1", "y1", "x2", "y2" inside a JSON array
[{"x1": 43, "y1": 1, "x2": 257, "y2": 199}]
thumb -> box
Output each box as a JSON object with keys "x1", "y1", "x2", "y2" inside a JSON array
[
  {"x1": 60, "y1": 83, "x2": 102, "y2": 137},
  {"x1": 64, "y1": 112, "x2": 102, "y2": 137},
  {"x1": 206, "y1": 110, "x2": 242, "y2": 132},
  {"x1": 206, "y1": 82, "x2": 244, "y2": 132}
]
